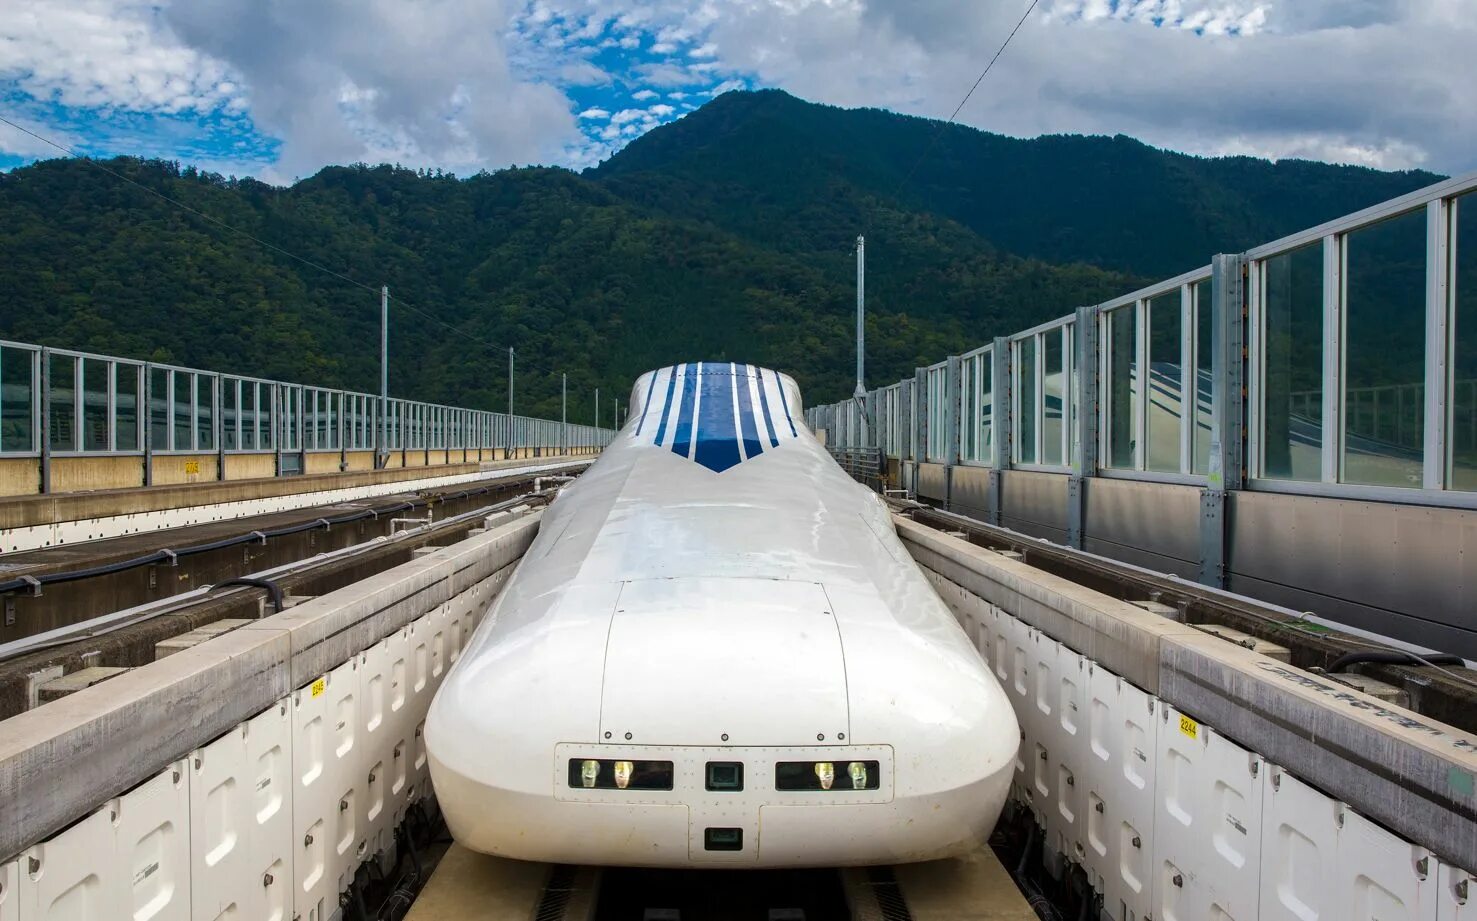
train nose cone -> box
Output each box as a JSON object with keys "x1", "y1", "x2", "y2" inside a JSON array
[{"x1": 598, "y1": 578, "x2": 849, "y2": 746}]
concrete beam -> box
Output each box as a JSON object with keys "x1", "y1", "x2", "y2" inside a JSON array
[
  {"x1": 1161, "y1": 632, "x2": 1477, "y2": 871},
  {"x1": 897, "y1": 513, "x2": 1477, "y2": 873},
  {"x1": 895, "y1": 516, "x2": 1204, "y2": 693},
  {"x1": 0, "y1": 509, "x2": 541, "y2": 862}
]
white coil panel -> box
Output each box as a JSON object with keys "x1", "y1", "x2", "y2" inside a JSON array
[
  {"x1": 290, "y1": 674, "x2": 333, "y2": 921},
  {"x1": 1153, "y1": 705, "x2": 1265, "y2": 921},
  {"x1": 1337, "y1": 809, "x2": 1438, "y2": 920},
  {"x1": 1260, "y1": 767, "x2": 1339, "y2": 921},
  {"x1": 1, "y1": 859, "x2": 16, "y2": 921},
  {"x1": 190, "y1": 724, "x2": 253, "y2": 920},
  {"x1": 116, "y1": 763, "x2": 191, "y2": 921},
  {"x1": 359, "y1": 638, "x2": 394, "y2": 862},
  {"x1": 245, "y1": 701, "x2": 293, "y2": 921},
  {"x1": 1438, "y1": 864, "x2": 1477, "y2": 920},
  {"x1": 1086, "y1": 666, "x2": 1158, "y2": 921}
]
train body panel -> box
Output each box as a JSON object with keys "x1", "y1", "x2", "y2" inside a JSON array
[{"x1": 426, "y1": 363, "x2": 1018, "y2": 868}]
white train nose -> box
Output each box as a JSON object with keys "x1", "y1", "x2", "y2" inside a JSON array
[{"x1": 598, "y1": 578, "x2": 850, "y2": 747}]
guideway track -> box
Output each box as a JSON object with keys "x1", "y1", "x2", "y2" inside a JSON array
[
  {"x1": 0, "y1": 474, "x2": 579, "y2": 718},
  {"x1": 903, "y1": 502, "x2": 1477, "y2": 734},
  {"x1": 404, "y1": 845, "x2": 1038, "y2": 921},
  {"x1": 0, "y1": 460, "x2": 589, "y2": 646}
]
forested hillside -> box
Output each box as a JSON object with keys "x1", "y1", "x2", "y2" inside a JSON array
[{"x1": 0, "y1": 90, "x2": 1440, "y2": 416}]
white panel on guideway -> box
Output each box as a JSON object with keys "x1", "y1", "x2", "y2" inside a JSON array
[
  {"x1": 1153, "y1": 705, "x2": 1265, "y2": 921},
  {"x1": 1086, "y1": 667, "x2": 1158, "y2": 921}
]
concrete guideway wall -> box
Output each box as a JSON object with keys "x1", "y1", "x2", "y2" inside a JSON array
[
  {"x1": 0, "y1": 509, "x2": 542, "y2": 921},
  {"x1": 1, "y1": 457, "x2": 582, "y2": 553},
  {"x1": 897, "y1": 516, "x2": 1477, "y2": 921}
]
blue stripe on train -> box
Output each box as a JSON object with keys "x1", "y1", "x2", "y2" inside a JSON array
[
  {"x1": 756, "y1": 367, "x2": 780, "y2": 448},
  {"x1": 772, "y1": 368, "x2": 798, "y2": 437},
  {"x1": 653, "y1": 364, "x2": 681, "y2": 447},
  {"x1": 668, "y1": 362, "x2": 700, "y2": 458},
  {"x1": 693, "y1": 362, "x2": 743, "y2": 473},
  {"x1": 734, "y1": 364, "x2": 764, "y2": 460}
]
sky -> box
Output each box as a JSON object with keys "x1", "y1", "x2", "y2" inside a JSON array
[{"x1": 0, "y1": 0, "x2": 1473, "y2": 184}]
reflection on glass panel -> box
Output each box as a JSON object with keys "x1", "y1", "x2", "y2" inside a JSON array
[
  {"x1": 222, "y1": 380, "x2": 239, "y2": 451},
  {"x1": 1043, "y1": 330, "x2": 1065, "y2": 466},
  {"x1": 49, "y1": 354, "x2": 77, "y2": 452},
  {"x1": 1018, "y1": 337, "x2": 1037, "y2": 464},
  {"x1": 115, "y1": 365, "x2": 139, "y2": 451},
  {"x1": 981, "y1": 352, "x2": 994, "y2": 465},
  {"x1": 1263, "y1": 244, "x2": 1324, "y2": 480},
  {"x1": 196, "y1": 374, "x2": 214, "y2": 451},
  {"x1": 1343, "y1": 211, "x2": 1425, "y2": 487},
  {"x1": 284, "y1": 388, "x2": 299, "y2": 451},
  {"x1": 1193, "y1": 279, "x2": 1214, "y2": 475},
  {"x1": 1456, "y1": 194, "x2": 1477, "y2": 490},
  {"x1": 82, "y1": 359, "x2": 109, "y2": 451},
  {"x1": 261, "y1": 385, "x2": 275, "y2": 451},
  {"x1": 172, "y1": 370, "x2": 192, "y2": 451},
  {"x1": 240, "y1": 383, "x2": 257, "y2": 451},
  {"x1": 1107, "y1": 306, "x2": 1138, "y2": 468},
  {"x1": 150, "y1": 368, "x2": 169, "y2": 451},
  {"x1": 1148, "y1": 292, "x2": 1182, "y2": 472},
  {"x1": 960, "y1": 357, "x2": 976, "y2": 461},
  {"x1": 1, "y1": 347, "x2": 36, "y2": 453}
]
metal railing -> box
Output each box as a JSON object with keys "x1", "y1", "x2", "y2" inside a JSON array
[{"x1": 0, "y1": 339, "x2": 616, "y2": 494}]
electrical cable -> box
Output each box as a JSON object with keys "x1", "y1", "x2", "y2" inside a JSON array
[{"x1": 882, "y1": 0, "x2": 1042, "y2": 213}]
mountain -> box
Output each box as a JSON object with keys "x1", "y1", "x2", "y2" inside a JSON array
[
  {"x1": 0, "y1": 91, "x2": 1441, "y2": 415},
  {"x1": 594, "y1": 90, "x2": 1441, "y2": 279}
]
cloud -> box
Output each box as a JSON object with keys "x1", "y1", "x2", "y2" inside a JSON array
[
  {"x1": 5, "y1": 0, "x2": 1474, "y2": 178},
  {"x1": 161, "y1": 0, "x2": 581, "y2": 176}
]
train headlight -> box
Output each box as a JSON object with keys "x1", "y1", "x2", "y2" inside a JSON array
[
  {"x1": 775, "y1": 760, "x2": 881, "y2": 791},
  {"x1": 814, "y1": 762, "x2": 835, "y2": 791},
  {"x1": 565, "y1": 759, "x2": 674, "y2": 791}
]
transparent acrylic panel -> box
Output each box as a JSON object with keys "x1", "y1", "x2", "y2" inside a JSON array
[
  {"x1": 1107, "y1": 306, "x2": 1138, "y2": 468},
  {"x1": 82, "y1": 358, "x2": 109, "y2": 451},
  {"x1": 1343, "y1": 210, "x2": 1425, "y2": 487},
  {"x1": 0, "y1": 346, "x2": 36, "y2": 453},
  {"x1": 1262, "y1": 243, "x2": 1324, "y2": 480},
  {"x1": 1193, "y1": 279, "x2": 1214, "y2": 475},
  {"x1": 260, "y1": 385, "x2": 275, "y2": 451},
  {"x1": 115, "y1": 365, "x2": 139, "y2": 451},
  {"x1": 241, "y1": 382, "x2": 257, "y2": 451},
  {"x1": 1456, "y1": 193, "x2": 1477, "y2": 491},
  {"x1": 1018, "y1": 337, "x2": 1038, "y2": 464},
  {"x1": 1043, "y1": 330, "x2": 1065, "y2": 466},
  {"x1": 172, "y1": 370, "x2": 193, "y2": 451},
  {"x1": 195, "y1": 373, "x2": 214, "y2": 451},
  {"x1": 981, "y1": 352, "x2": 994, "y2": 465},
  {"x1": 960, "y1": 358, "x2": 977, "y2": 461},
  {"x1": 222, "y1": 379, "x2": 239, "y2": 451},
  {"x1": 49, "y1": 354, "x2": 77, "y2": 452},
  {"x1": 150, "y1": 367, "x2": 169, "y2": 451},
  {"x1": 1148, "y1": 292, "x2": 1182, "y2": 472}
]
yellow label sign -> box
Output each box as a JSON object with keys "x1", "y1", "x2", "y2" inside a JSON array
[
  {"x1": 310, "y1": 677, "x2": 326, "y2": 698},
  {"x1": 1179, "y1": 714, "x2": 1200, "y2": 740},
  {"x1": 184, "y1": 460, "x2": 200, "y2": 475}
]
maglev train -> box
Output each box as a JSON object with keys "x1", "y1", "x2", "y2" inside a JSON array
[{"x1": 426, "y1": 362, "x2": 1018, "y2": 868}]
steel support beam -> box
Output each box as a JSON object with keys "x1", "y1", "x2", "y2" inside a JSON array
[
  {"x1": 989, "y1": 338, "x2": 1011, "y2": 526},
  {"x1": 1200, "y1": 253, "x2": 1246, "y2": 588},
  {"x1": 1068, "y1": 306, "x2": 1099, "y2": 548}
]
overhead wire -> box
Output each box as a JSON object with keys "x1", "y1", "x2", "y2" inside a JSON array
[
  {"x1": 0, "y1": 112, "x2": 568, "y2": 379},
  {"x1": 877, "y1": 0, "x2": 1042, "y2": 217}
]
